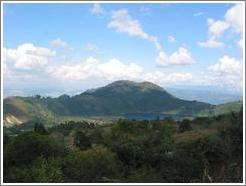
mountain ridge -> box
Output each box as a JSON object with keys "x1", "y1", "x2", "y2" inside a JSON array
[{"x1": 4, "y1": 80, "x2": 214, "y2": 126}]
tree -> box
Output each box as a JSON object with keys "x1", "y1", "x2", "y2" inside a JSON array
[
  {"x1": 73, "y1": 131, "x2": 91, "y2": 150},
  {"x1": 3, "y1": 133, "x2": 9, "y2": 148},
  {"x1": 4, "y1": 131, "x2": 64, "y2": 168},
  {"x1": 30, "y1": 157, "x2": 64, "y2": 183},
  {"x1": 34, "y1": 123, "x2": 48, "y2": 135},
  {"x1": 4, "y1": 157, "x2": 64, "y2": 183},
  {"x1": 179, "y1": 119, "x2": 192, "y2": 133},
  {"x1": 62, "y1": 145, "x2": 121, "y2": 182},
  {"x1": 125, "y1": 166, "x2": 163, "y2": 183}
]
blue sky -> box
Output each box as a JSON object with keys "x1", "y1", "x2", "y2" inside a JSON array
[{"x1": 3, "y1": 2, "x2": 244, "y2": 97}]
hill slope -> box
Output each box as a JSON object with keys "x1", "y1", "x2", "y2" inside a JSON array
[
  {"x1": 198, "y1": 101, "x2": 243, "y2": 117},
  {"x1": 4, "y1": 80, "x2": 214, "y2": 126}
]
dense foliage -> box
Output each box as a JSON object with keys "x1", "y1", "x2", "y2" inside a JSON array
[{"x1": 3, "y1": 110, "x2": 243, "y2": 183}]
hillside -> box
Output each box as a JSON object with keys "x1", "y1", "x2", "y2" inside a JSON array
[
  {"x1": 3, "y1": 80, "x2": 215, "y2": 126},
  {"x1": 198, "y1": 101, "x2": 243, "y2": 117}
]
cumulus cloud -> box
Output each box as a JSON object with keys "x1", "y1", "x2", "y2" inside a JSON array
[
  {"x1": 197, "y1": 19, "x2": 229, "y2": 48},
  {"x1": 47, "y1": 57, "x2": 193, "y2": 85},
  {"x1": 47, "y1": 57, "x2": 144, "y2": 81},
  {"x1": 208, "y1": 55, "x2": 241, "y2": 74},
  {"x1": 3, "y1": 43, "x2": 56, "y2": 70},
  {"x1": 50, "y1": 38, "x2": 70, "y2": 49},
  {"x1": 198, "y1": 3, "x2": 244, "y2": 49},
  {"x1": 205, "y1": 55, "x2": 243, "y2": 90},
  {"x1": 2, "y1": 57, "x2": 35, "y2": 81},
  {"x1": 225, "y1": 3, "x2": 244, "y2": 34},
  {"x1": 108, "y1": 9, "x2": 149, "y2": 39},
  {"x1": 47, "y1": 57, "x2": 98, "y2": 81},
  {"x1": 167, "y1": 35, "x2": 176, "y2": 43},
  {"x1": 89, "y1": 4, "x2": 104, "y2": 15},
  {"x1": 156, "y1": 47, "x2": 195, "y2": 66},
  {"x1": 225, "y1": 3, "x2": 245, "y2": 51},
  {"x1": 207, "y1": 19, "x2": 229, "y2": 38}
]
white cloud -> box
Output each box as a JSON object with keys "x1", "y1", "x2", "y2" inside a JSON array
[
  {"x1": 225, "y1": 3, "x2": 244, "y2": 35},
  {"x1": 47, "y1": 57, "x2": 144, "y2": 81},
  {"x1": 238, "y1": 37, "x2": 243, "y2": 50},
  {"x1": 167, "y1": 35, "x2": 176, "y2": 43},
  {"x1": 108, "y1": 9, "x2": 163, "y2": 51},
  {"x1": 89, "y1": 4, "x2": 104, "y2": 15},
  {"x1": 193, "y1": 12, "x2": 204, "y2": 17},
  {"x1": 85, "y1": 43, "x2": 100, "y2": 53},
  {"x1": 203, "y1": 55, "x2": 243, "y2": 90},
  {"x1": 3, "y1": 43, "x2": 56, "y2": 70},
  {"x1": 149, "y1": 36, "x2": 162, "y2": 51},
  {"x1": 47, "y1": 57, "x2": 193, "y2": 86},
  {"x1": 50, "y1": 38, "x2": 70, "y2": 49},
  {"x1": 225, "y1": 3, "x2": 244, "y2": 52},
  {"x1": 3, "y1": 57, "x2": 35, "y2": 81},
  {"x1": 108, "y1": 9, "x2": 149, "y2": 39},
  {"x1": 156, "y1": 47, "x2": 195, "y2": 66},
  {"x1": 47, "y1": 57, "x2": 98, "y2": 81},
  {"x1": 197, "y1": 37, "x2": 224, "y2": 48},
  {"x1": 208, "y1": 55, "x2": 241, "y2": 74},
  {"x1": 107, "y1": 8, "x2": 195, "y2": 67},
  {"x1": 208, "y1": 19, "x2": 229, "y2": 38},
  {"x1": 97, "y1": 58, "x2": 143, "y2": 81},
  {"x1": 143, "y1": 72, "x2": 192, "y2": 85},
  {"x1": 197, "y1": 19, "x2": 229, "y2": 48},
  {"x1": 107, "y1": 9, "x2": 163, "y2": 51},
  {"x1": 198, "y1": 4, "x2": 245, "y2": 49}
]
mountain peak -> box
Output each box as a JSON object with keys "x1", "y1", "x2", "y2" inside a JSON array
[
  {"x1": 107, "y1": 80, "x2": 136, "y2": 87},
  {"x1": 106, "y1": 80, "x2": 164, "y2": 91}
]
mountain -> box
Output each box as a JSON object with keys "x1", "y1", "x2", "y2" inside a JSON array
[{"x1": 4, "y1": 80, "x2": 214, "y2": 126}]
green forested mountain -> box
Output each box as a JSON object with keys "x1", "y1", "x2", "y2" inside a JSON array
[{"x1": 3, "y1": 80, "x2": 214, "y2": 126}]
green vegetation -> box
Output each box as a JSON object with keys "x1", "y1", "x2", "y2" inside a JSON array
[
  {"x1": 198, "y1": 101, "x2": 242, "y2": 117},
  {"x1": 178, "y1": 119, "x2": 192, "y2": 132},
  {"x1": 4, "y1": 81, "x2": 213, "y2": 127},
  {"x1": 3, "y1": 109, "x2": 243, "y2": 183}
]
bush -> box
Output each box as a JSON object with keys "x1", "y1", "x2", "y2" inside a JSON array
[
  {"x1": 179, "y1": 119, "x2": 192, "y2": 133},
  {"x1": 62, "y1": 145, "x2": 121, "y2": 182},
  {"x1": 4, "y1": 131, "x2": 65, "y2": 168},
  {"x1": 73, "y1": 131, "x2": 91, "y2": 150}
]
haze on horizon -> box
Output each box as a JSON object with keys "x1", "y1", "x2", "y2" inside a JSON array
[{"x1": 2, "y1": 3, "x2": 244, "y2": 98}]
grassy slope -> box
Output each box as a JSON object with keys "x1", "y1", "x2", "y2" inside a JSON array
[
  {"x1": 3, "y1": 97, "x2": 56, "y2": 127},
  {"x1": 198, "y1": 101, "x2": 243, "y2": 117}
]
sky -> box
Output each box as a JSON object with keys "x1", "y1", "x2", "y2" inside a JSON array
[{"x1": 2, "y1": 2, "x2": 245, "y2": 97}]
